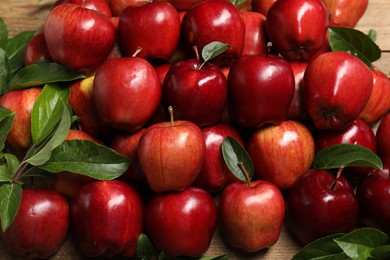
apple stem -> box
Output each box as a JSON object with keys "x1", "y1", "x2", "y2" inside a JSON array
[
  {"x1": 329, "y1": 166, "x2": 344, "y2": 190},
  {"x1": 132, "y1": 47, "x2": 143, "y2": 57},
  {"x1": 168, "y1": 106, "x2": 174, "y2": 126},
  {"x1": 266, "y1": 42, "x2": 272, "y2": 57},
  {"x1": 193, "y1": 46, "x2": 202, "y2": 69},
  {"x1": 238, "y1": 161, "x2": 251, "y2": 187},
  {"x1": 82, "y1": 0, "x2": 86, "y2": 7}
]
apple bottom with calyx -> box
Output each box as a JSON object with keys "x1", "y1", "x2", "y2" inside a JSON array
[
  {"x1": 356, "y1": 165, "x2": 390, "y2": 233},
  {"x1": 287, "y1": 168, "x2": 359, "y2": 245},
  {"x1": 2, "y1": 189, "x2": 69, "y2": 259},
  {"x1": 71, "y1": 180, "x2": 144, "y2": 258},
  {"x1": 219, "y1": 164, "x2": 285, "y2": 252},
  {"x1": 144, "y1": 186, "x2": 217, "y2": 257}
]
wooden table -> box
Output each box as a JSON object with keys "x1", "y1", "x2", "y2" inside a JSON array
[{"x1": 0, "y1": 1, "x2": 389, "y2": 259}]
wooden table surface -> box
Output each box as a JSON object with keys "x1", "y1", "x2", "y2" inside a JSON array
[{"x1": 0, "y1": 0, "x2": 389, "y2": 259}]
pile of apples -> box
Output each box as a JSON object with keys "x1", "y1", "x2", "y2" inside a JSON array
[{"x1": 1, "y1": 0, "x2": 390, "y2": 258}]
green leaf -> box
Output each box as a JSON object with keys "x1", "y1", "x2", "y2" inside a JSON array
[
  {"x1": 0, "y1": 106, "x2": 15, "y2": 151},
  {"x1": 3, "y1": 31, "x2": 35, "y2": 73},
  {"x1": 137, "y1": 233, "x2": 157, "y2": 259},
  {"x1": 39, "y1": 139, "x2": 131, "y2": 180},
  {"x1": 0, "y1": 48, "x2": 11, "y2": 95},
  {"x1": 3, "y1": 153, "x2": 20, "y2": 177},
  {"x1": 228, "y1": 0, "x2": 247, "y2": 7},
  {"x1": 31, "y1": 84, "x2": 70, "y2": 144},
  {"x1": 333, "y1": 228, "x2": 389, "y2": 260},
  {"x1": 312, "y1": 144, "x2": 383, "y2": 170},
  {"x1": 0, "y1": 17, "x2": 9, "y2": 48},
  {"x1": 368, "y1": 29, "x2": 377, "y2": 42},
  {"x1": 8, "y1": 62, "x2": 86, "y2": 90},
  {"x1": 370, "y1": 245, "x2": 390, "y2": 259},
  {"x1": 200, "y1": 41, "x2": 231, "y2": 69},
  {"x1": 328, "y1": 26, "x2": 381, "y2": 67},
  {"x1": 292, "y1": 233, "x2": 346, "y2": 260},
  {"x1": 221, "y1": 136, "x2": 254, "y2": 182},
  {"x1": 0, "y1": 183, "x2": 22, "y2": 232},
  {"x1": 27, "y1": 100, "x2": 71, "y2": 166}
]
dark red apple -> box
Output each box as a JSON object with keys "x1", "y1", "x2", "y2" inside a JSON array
[
  {"x1": 137, "y1": 107, "x2": 206, "y2": 193},
  {"x1": 247, "y1": 120, "x2": 315, "y2": 190},
  {"x1": 193, "y1": 123, "x2": 243, "y2": 193},
  {"x1": 266, "y1": 0, "x2": 328, "y2": 61},
  {"x1": 109, "y1": 0, "x2": 152, "y2": 17},
  {"x1": 0, "y1": 88, "x2": 42, "y2": 154},
  {"x1": 24, "y1": 32, "x2": 51, "y2": 66},
  {"x1": 163, "y1": 58, "x2": 228, "y2": 127},
  {"x1": 287, "y1": 61, "x2": 309, "y2": 122},
  {"x1": 44, "y1": 3, "x2": 116, "y2": 75},
  {"x1": 71, "y1": 180, "x2": 144, "y2": 258},
  {"x1": 220, "y1": 179, "x2": 285, "y2": 252},
  {"x1": 251, "y1": 0, "x2": 276, "y2": 16},
  {"x1": 93, "y1": 57, "x2": 162, "y2": 133},
  {"x1": 241, "y1": 11, "x2": 268, "y2": 56},
  {"x1": 227, "y1": 54, "x2": 295, "y2": 128},
  {"x1": 119, "y1": 1, "x2": 181, "y2": 61},
  {"x1": 52, "y1": 0, "x2": 112, "y2": 17},
  {"x1": 287, "y1": 169, "x2": 359, "y2": 245},
  {"x1": 359, "y1": 69, "x2": 390, "y2": 125},
  {"x1": 320, "y1": 0, "x2": 369, "y2": 28},
  {"x1": 145, "y1": 186, "x2": 217, "y2": 257},
  {"x1": 303, "y1": 51, "x2": 373, "y2": 130},
  {"x1": 2, "y1": 189, "x2": 69, "y2": 259},
  {"x1": 180, "y1": 0, "x2": 245, "y2": 66},
  {"x1": 376, "y1": 112, "x2": 390, "y2": 166}
]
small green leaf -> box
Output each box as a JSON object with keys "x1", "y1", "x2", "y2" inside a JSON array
[
  {"x1": 333, "y1": 228, "x2": 389, "y2": 260},
  {"x1": 39, "y1": 139, "x2": 131, "y2": 180},
  {"x1": 4, "y1": 153, "x2": 20, "y2": 177},
  {"x1": 0, "y1": 183, "x2": 22, "y2": 232},
  {"x1": 228, "y1": 0, "x2": 247, "y2": 7},
  {"x1": 221, "y1": 136, "x2": 254, "y2": 182},
  {"x1": 31, "y1": 84, "x2": 70, "y2": 144},
  {"x1": 0, "y1": 48, "x2": 11, "y2": 95},
  {"x1": 370, "y1": 245, "x2": 390, "y2": 259},
  {"x1": 3, "y1": 31, "x2": 35, "y2": 73},
  {"x1": 0, "y1": 17, "x2": 9, "y2": 48},
  {"x1": 137, "y1": 233, "x2": 157, "y2": 259},
  {"x1": 312, "y1": 144, "x2": 383, "y2": 170},
  {"x1": 201, "y1": 41, "x2": 231, "y2": 65},
  {"x1": 328, "y1": 26, "x2": 381, "y2": 67},
  {"x1": 292, "y1": 233, "x2": 346, "y2": 260},
  {"x1": 27, "y1": 100, "x2": 71, "y2": 166},
  {"x1": 0, "y1": 106, "x2": 15, "y2": 151},
  {"x1": 368, "y1": 29, "x2": 377, "y2": 42},
  {"x1": 8, "y1": 62, "x2": 85, "y2": 90}
]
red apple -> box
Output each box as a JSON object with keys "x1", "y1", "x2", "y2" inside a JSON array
[
  {"x1": 163, "y1": 58, "x2": 228, "y2": 127},
  {"x1": 109, "y1": 0, "x2": 151, "y2": 17},
  {"x1": 145, "y1": 186, "x2": 217, "y2": 257},
  {"x1": 241, "y1": 11, "x2": 268, "y2": 56},
  {"x1": 251, "y1": 0, "x2": 276, "y2": 16},
  {"x1": 2, "y1": 189, "x2": 69, "y2": 259},
  {"x1": 287, "y1": 169, "x2": 359, "y2": 245},
  {"x1": 219, "y1": 179, "x2": 285, "y2": 252},
  {"x1": 71, "y1": 180, "x2": 144, "y2": 258},
  {"x1": 247, "y1": 120, "x2": 315, "y2": 190},
  {"x1": 24, "y1": 32, "x2": 51, "y2": 66},
  {"x1": 356, "y1": 165, "x2": 390, "y2": 233},
  {"x1": 44, "y1": 3, "x2": 116, "y2": 75},
  {"x1": 265, "y1": 0, "x2": 328, "y2": 61},
  {"x1": 320, "y1": 0, "x2": 368, "y2": 28},
  {"x1": 303, "y1": 51, "x2": 373, "y2": 130},
  {"x1": 359, "y1": 69, "x2": 390, "y2": 125},
  {"x1": 93, "y1": 57, "x2": 162, "y2": 133},
  {"x1": 180, "y1": 0, "x2": 246, "y2": 66},
  {"x1": 52, "y1": 0, "x2": 112, "y2": 17},
  {"x1": 227, "y1": 54, "x2": 295, "y2": 128},
  {"x1": 286, "y1": 61, "x2": 309, "y2": 122},
  {"x1": 193, "y1": 123, "x2": 243, "y2": 193},
  {"x1": 52, "y1": 129, "x2": 101, "y2": 198},
  {"x1": 376, "y1": 112, "x2": 390, "y2": 166},
  {"x1": 137, "y1": 107, "x2": 206, "y2": 193},
  {"x1": 0, "y1": 88, "x2": 42, "y2": 154},
  {"x1": 119, "y1": 1, "x2": 181, "y2": 61}
]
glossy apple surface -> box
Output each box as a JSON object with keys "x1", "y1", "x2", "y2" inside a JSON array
[
  {"x1": 52, "y1": 0, "x2": 112, "y2": 17},
  {"x1": 304, "y1": 51, "x2": 373, "y2": 130},
  {"x1": 145, "y1": 186, "x2": 217, "y2": 257},
  {"x1": 241, "y1": 11, "x2": 268, "y2": 56},
  {"x1": 227, "y1": 54, "x2": 295, "y2": 128},
  {"x1": 287, "y1": 61, "x2": 309, "y2": 122},
  {"x1": 109, "y1": 0, "x2": 151, "y2": 17},
  {"x1": 321, "y1": 0, "x2": 368, "y2": 28},
  {"x1": 24, "y1": 32, "x2": 51, "y2": 66},
  {"x1": 71, "y1": 180, "x2": 144, "y2": 258},
  {"x1": 247, "y1": 120, "x2": 315, "y2": 190},
  {"x1": 376, "y1": 112, "x2": 390, "y2": 165},
  {"x1": 2, "y1": 189, "x2": 69, "y2": 259},
  {"x1": 219, "y1": 180, "x2": 285, "y2": 252}
]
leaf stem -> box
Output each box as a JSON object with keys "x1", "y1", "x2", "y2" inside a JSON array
[{"x1": 238, "y1": 161, "x2": 251, "y2": 187}]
